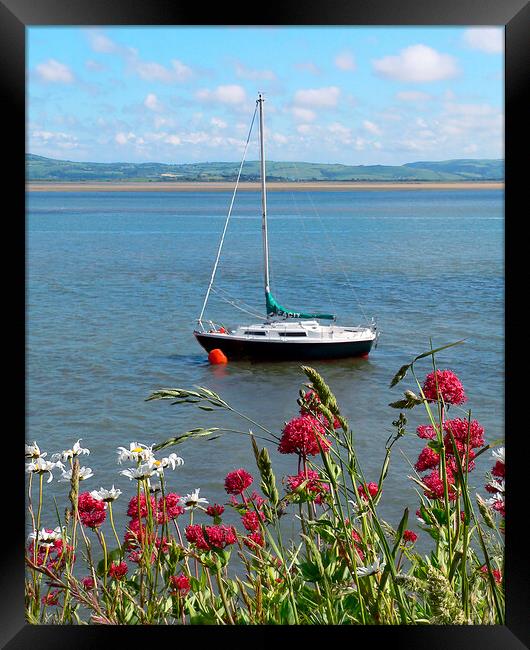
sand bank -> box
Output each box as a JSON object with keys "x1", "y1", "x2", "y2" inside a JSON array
[{"x1": 27, "y1": 181, "x2": 504, "y2": 192}]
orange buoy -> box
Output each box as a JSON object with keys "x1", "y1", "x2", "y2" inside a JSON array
[{"x1": 208, "y1": 348, "x2": 228, "y2": 364}]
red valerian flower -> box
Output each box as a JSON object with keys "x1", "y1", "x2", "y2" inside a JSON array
[
  {"x1": 243, "y1": 532, "x2": 265, "y2": 549},
  {"x1": 480, "y1": 565, "x2": 502, "y2": 584},
  {"x1": 300, "y1": 390, "x2": 341, "y2": 429},
  {"x1": 127, "y1": 494, "x2": 157, "y2": 519},
  {"x1": 204, "y1": 525, "x2": 237, "y2": 549},
  {"x1": 286, "y1": 469, "x2": 330, "y2": 504},
  {"x1": 157, "y1": 493, "x2": 184, "y2": 522},
  {"x1": 108, "y1": 561, "x2": 128, "y2": 580},
  {"x1": 41, "y1": 590, "x2": 60, "y2": 606},
  {"x1": 278, "y1": 415, "x2": 332, "y2": 456},
  {"x1": 422, "y1": 469, "x2": 457, "y2": 501},
  {"x1": 422, "y1": 370, "x2": 467, "y2": 406},
  {"x1": 358, "y1": 482, "x2": 379, "y2": 501},
  {"x1": 492, "y1": 460, "x2": 505, "y2": 479},
  {"x1": 185, "y1": 524, "x2": 211, "y2": 551},
  {"x1": 403, "y1": 530, "x2": 418, "y2": 544},
  {"x1": 416, "y1": 424, "x2": 437, "y2": 440},
  {"x1": 78, "y1": 492, "x2": 107, "y2": 529},
  {"x1": 206, "y1": 504, "x2": 225, "y2": 517},
  {"x1": 414, "y1": 447, "x2": 440, "y2": 472},
  {"x1": 82, "y1": 576, "x2": 95, "y2": 590},
  {"x1": 241, "y1": 510, "x2": 264, "y2": 532},
  {"x1": 169, "y1": 573, "x2": 191, "y2": 597},
  {"x1": 443, "y1": 418, "x2": 484, "y2": 450},
  {"x1": 224, "y1": 469, "x2": 254, "y2": 495}
]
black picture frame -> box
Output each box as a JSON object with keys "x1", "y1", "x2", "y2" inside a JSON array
[{"x1": 4, "y1": 0, "x2": 528, "y2": 647}]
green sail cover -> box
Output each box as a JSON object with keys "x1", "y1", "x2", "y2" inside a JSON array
[{"x1": 266, "y1": 291, "x2": 335, "y2": 320}]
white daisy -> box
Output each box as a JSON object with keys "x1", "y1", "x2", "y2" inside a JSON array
[
  {"x1": 148, "y1": 453, "x2": 184, "y2": 475},
  {"x1": 178, "y1": 488, "x2": 209, "y2": 510},
  {"x1": 492, "y1": 447, "x2": 505, "y2": 464},
  {"x1": 147, "y1": 478, "x2": 162, "y2": 494},
  {"x1": 25, "y1": 442, "x2": 46, "y2": 459},
  {"x1": 353, "y1": 557, "x2": 385, "y2": 577},
  {"x1": 90, "y1": 486, "x2": 122, "y2": 502},
  {"x1": 26, "y1": 458, "x2": 64, "y2": 483},
  {"x1": 120, "y1": 463, "x2": 155, "y2": 481},
  {"x1": 117, "y1": 442, "x2": 154, "y2": 464},
  {"x1": 28, "y1": 526, "x2": 65, "y2": 548},
  {"x1": 59, "y1": 466, "x2": 94, "y2": 482},
  {"x1": 52, "y1": 439, "x2": 90, "y2": 462}
]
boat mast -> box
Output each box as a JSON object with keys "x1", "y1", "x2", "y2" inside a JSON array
[{"x1": 258, "y1": 93, "x2": 271, "y2": 297}]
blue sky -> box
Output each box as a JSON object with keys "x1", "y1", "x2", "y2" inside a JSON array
[{"x1": 27, "y1": 26, "x2": 504, "y2": 165}]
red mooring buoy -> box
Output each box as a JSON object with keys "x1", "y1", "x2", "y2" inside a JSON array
[{"x1": 208, "y1": 348, "x2": 228, "y2": 364}]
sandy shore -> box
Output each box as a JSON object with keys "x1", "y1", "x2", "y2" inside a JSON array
[{"x1": 27, "y1": 181, "x2": 504, "y2": 192}]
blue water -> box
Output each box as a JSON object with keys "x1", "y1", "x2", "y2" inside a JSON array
[{"x1": 26, "y1": 188, "x2": 504, "y2": 550}]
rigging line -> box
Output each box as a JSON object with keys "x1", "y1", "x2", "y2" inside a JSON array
[
  {"x1": 197, "y1": 104, "x2": 258, "y2": 324},
  {"x1": 212, "y1": 285, "x2": 265, "y2": 316},
  {"x1": 287, "y1": 189, "x2": 337, "y2": 315},
  {"x1": 291, "y1": 160, "x2": 370, "y2": 324},
  {"x1": 211, "y1": 288, "x2": 268, "y2": 320}
]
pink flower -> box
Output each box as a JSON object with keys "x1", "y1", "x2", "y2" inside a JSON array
[
  {"x1": 108, "y1": 561, "x2": 128, "y2": 580},
  {"x1": 300, "y1": 390, "x2": 341, "y2": 429},
  {"x1": 243, "y1": 532, "x2": 265, "y2": 549},
  {"x1": 443, "y1": 418, "x2": 484, "y2": 449},
  {"x1": 224, "y1": 469, "x2": 253, "y2": 495},
  {"x1": 414, "y1": 447, "x2": 440, "y2": 472},
  {"x1": 278, "y1": 415, "x2": 332, "y2": 457},
  {"x1": 185, "y1": 524, "x2": 211, "y2": 551},
  {"x1": 41, "y1": 590, "x2": 60, "y2": 606},
  {"x1": 204, "y1": 525, "x2": 237, "y2": 549},
  {"x1": 403, "y1": 530, "x2": 418, "y2": 544},
  {"x1": 206, "y1": 504, "x2": 225, "y2": 517},
  {"x1": 169, "y1": 573, "x2": 191, "y2": 596},
  {"x1": 158, "y1": 493, "x2": 184, "y2": 522},
  {"x1": 241, "y1": 510, "x2": 263, "y2": 532},
  {"x1": 358, "y1": 482, "x2": 379, "y2": 501},
  {"x1": 492, "y1": 460, "x2": 505, "y2": 479},
  {"x1": 82, "y1": 576, "x2": 95, "y2": 590},
  {"x1": 422, "y1": 370, "x2": 467, "y2": 406},
  {"x1": 127, "y1": 494, "x2": 157, "y2": 519},
  {"x1": 422, "y1": 470, "x2": 457, "y2": 501},
  {"x1": 78, "y1": 492, "x2": 107, "y2": 529},
  {"x1": 286, "y1": 469, "x2": 330, "y2": 504},
  {"x1": 480, "y1": 565, "x2": 502, "y2": 584},
  {"x1": 417, "y1": 424, "x2": 437, "y2": 440}
]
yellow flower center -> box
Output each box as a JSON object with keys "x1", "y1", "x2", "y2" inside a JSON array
[{"x1": 132, "y1": 447, "x2": 143, "y2": 453}]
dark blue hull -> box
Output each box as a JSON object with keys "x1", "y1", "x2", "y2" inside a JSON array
[{"x1": 194, "y1": 332, "x2": 373, "y2": 361}]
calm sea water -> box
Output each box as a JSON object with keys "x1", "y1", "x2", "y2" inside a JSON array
[{"x1": 26, "y1": 188, "x2": 504, "y2": 550}]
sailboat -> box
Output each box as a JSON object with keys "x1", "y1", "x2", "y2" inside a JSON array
[{"x1": 193, "y1": 93, "x2": 378, "y2": 361}]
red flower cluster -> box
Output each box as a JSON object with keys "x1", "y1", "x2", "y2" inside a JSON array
[
  {"x1": 243, "y1": 532, "x2": 265, "y2": 550},
  {"x1": 28, "y1": 535, "x2": 73, "y2": 573},
  {"x1": 82, "y1": 576, "x2": 95, "y2": 590},
  {"x1": 185, "y1": 524, "x2": 237, "y2": 551},
  {"x1": 416, "y1": 424, "x2": 437, "y2": 440},
  {"x1": 108, "y1": 561, "x2": 128, "y2": 580},
  {"x1": 403, "y1": 530, "x2": 418, "y2": 544},
  {"x1": 206, "y1": 504, "x2": 225, "y2": 517},
  {"x1": 480, "y1": 565, "x2": 502, "y2": 584},
  {"x1": 358, "y1": 482, "x2": 379, "y2": 501},
  {"x1": 300, "y1": 390, "x2": 341, "y2": 429},
  {"x1": 286, "y1": 469, "x2": 330, "y2": 505},
  {"x1": 422, "y1": 469, "x2": 457, "y2": 501},
  {"x1": 278, "y1": 415, "x2": 332, "y2": 457},
  {"x1": 78, "y1": 492, "x2": 107, "y2": 529},
  {"x1": 169, "y1": 573, "x2": 191, "y2": 597},
  {"x1": 41, "y1": 591, "x2": 60, "y2": 606},
  {"x1": 422, "y1": 370, "x2": 467, "y2": 406},
  {"x1": 224, "y1": 469, "x2": 253, "y2": 495}
]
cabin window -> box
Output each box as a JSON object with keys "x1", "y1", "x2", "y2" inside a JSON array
[
  {"x1": 244, "y1": 331, "x2": 266, "y2": 336},
  {"x1": 278, "y1": 332, "x2": 307, "y2": 337}
]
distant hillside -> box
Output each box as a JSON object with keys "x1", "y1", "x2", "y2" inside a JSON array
[{"x1": 26, "y1": 154, "x2": 504, "y2": 183}]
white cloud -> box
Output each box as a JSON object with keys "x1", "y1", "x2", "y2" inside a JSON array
[
  {"x1": 196, "y1": 85, "x2": 247, "y2": 105},
  {"x1": 335, "y1": 51, "x2": 356, "y2": 72},
  {"x1": 165, "y1": 134, "x2": 181, "y2": 146},
  {"x1": 373, "y1": 44, "x2": 459, "y2": 82},
  {"x1": 293, "y1": 86, "x2": 340, "y2": 108},
  {"x1": 463, "y1": 28, "x2": 504, "y2": 54},
  {"x1": 235, "y1": 62, "x2": 276, "y2": 81},
  {"x1": 31, "y1": 129, "x2": 79, "y2": 149},
  {"x1": 396, "y1": 90, "x2": 432, "y2": 102},
  {"x1": 144, "y1": 93, "x2": 163, "y2": 112},
  {"x1": 211, "y1": 117, "x2": 227, "y2": 128},
  {"x1": 115, "y1": 131, "x2": 137, "y2": 145},
  {"x1": 291, "y1": 107, "x2": 316, "y2": 122},
  {"x1": 363, "y1": 120, "x2": 382, "y2": 136},
  {"x1": 87, "y1": 31, "x2": 120, "y2": 54},
  {"x1": 35, "y1": 59, "x2": 75, "y2": 84},
  {"x1": 133, "y1": 59, "x2": 192, "y2": 83}
]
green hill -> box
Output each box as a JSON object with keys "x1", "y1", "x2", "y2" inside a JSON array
[{"x1": 26, "y1": 154, "x2": 504, "y2": 183}]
